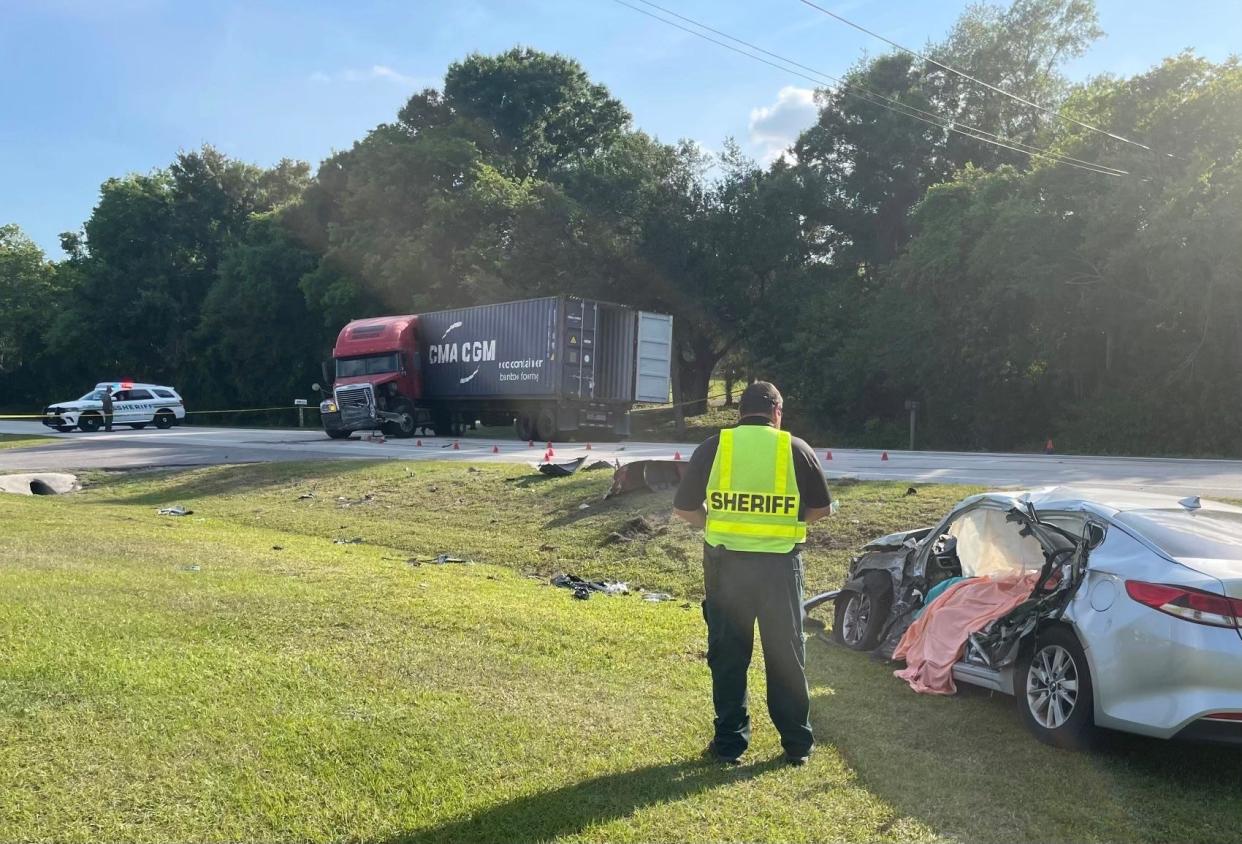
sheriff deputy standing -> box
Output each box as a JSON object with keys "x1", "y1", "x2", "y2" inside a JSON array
[
  {"x1": 100, "y1": 386, "x2": 114, "y2": 432},
  {"x1": 673, "y1": 381, "x2": 832, "y2": 767}
]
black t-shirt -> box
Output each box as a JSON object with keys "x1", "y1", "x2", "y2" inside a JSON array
[{"x1": 673, "y1": 418, "x2": 832, "y2": 519}]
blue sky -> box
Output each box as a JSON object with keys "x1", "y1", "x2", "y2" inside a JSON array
[{"x1": 3, "y1": 0, "x2": 1238, "y2": 256}]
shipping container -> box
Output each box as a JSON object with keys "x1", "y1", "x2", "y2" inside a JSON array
[{"x1": 319, "y1": 297, "x2": 672, "y2": 441}]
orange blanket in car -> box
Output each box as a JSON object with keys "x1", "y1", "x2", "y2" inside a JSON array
[{"x1": 893, "y1": 571, "x2": 1039, "y2": 695}]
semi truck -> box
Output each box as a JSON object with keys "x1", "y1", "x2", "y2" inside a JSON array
[{"x1": 317, "y1": 296, "x2": 673, "y2": 442}]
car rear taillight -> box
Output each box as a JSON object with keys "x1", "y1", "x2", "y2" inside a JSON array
[
  {"x1": 1204, "y1": 712, "x2": 1242, "y2": 722},
  {"x1": 1125, "y1": 581, "x2": 1242, "y2": 629}
]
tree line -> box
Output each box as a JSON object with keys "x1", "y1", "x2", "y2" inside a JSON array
[{"x1": 2, "y1": 0, "x2": 1241, "y2": 455}]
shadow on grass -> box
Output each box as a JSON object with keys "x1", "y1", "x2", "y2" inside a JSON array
[
  {"x1": 382, "y1": 757, "x2": 780, "y2": 844},
  {"x1": 93, "y1": 460, "x2": 390, "y2": 506},
  {"x1": 804, "y1": 638, "x2": 1242, "y2": 843}
]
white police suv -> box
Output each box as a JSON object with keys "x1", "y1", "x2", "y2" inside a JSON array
[{"x1": 43, "y1": 382, "x2": 186, "y2": 433}]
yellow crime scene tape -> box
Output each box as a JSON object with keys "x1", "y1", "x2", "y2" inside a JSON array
[{"x1": 0, "y1": 406, "x2": 311, "y2": 420}]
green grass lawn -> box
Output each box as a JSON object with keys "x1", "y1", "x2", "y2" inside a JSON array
[
  {"x1": 0, "y1": 433, "x2": 60, "y2": 450},
  {"x1": 1, "y1": 462, "x2": 1240, "y2": 843}
]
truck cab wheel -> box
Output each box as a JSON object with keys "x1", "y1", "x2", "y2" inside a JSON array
[
  {"x1": 382, "y1": 399, "x2": 418, "y2": 438},
  {"x1": 534, "y1": 408, "x2": 558, "y2": 443}
]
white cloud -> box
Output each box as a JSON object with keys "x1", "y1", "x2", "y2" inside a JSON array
[
  {"x1": 309, "y1": 65, "x2": 424, "y2": 87},
  {"x1": 748, "y1": 86, "x2": 818, "y2": 163}
]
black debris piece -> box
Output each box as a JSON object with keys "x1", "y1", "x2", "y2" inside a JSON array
[
  {"x1": 297, "y1": 492, "x2": 315, "y2": 500},
  {"x1": 904, "y1": 487, "x2": 918, "y2": 496},
  {"x1": 272, "y1": 545, "x2": 284, "y2": 551}
]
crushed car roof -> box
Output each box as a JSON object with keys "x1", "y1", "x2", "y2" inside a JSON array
[{"x1": 964, "y1": 485, "x2": 1242, "y2": 518}]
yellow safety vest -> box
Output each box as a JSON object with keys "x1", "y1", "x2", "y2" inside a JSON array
[{"x1": 704, "y1": 425, "x2": 807, "y2": 553}]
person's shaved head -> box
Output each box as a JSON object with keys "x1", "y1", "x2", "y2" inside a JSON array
[{"x1": 739, "y1": 382, "x2": 783, "y2": 418}]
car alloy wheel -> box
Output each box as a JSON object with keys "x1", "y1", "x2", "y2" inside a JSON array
[
  {"x1": 1026, "y1": 643, "x2": 1079, "y2": 730},
  {"x1": 840, "y1": 592, "x2": 872, "y2": 647}
]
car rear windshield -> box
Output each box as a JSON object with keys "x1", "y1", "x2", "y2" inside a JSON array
[
  {"x1": 336, "y1": 353, "x2": 400, "y2": 378},
  {"x1": 1115, "y1": 509, "x2": 1242, "y2": 561}
]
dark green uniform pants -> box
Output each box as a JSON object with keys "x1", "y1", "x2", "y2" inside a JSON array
[{"x1": 702, "y1": 544, "x2": 813, "y2": 759}]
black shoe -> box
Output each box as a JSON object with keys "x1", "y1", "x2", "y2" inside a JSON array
[
  {"x1": 704, "y1": 741, "x2": 741, "y2": 765},
  {"x1": 785, "y1": 746, "x2": 814, "y2": 767}
]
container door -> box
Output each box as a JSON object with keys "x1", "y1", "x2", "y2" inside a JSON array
[
  {"x1": 564, "y1": 300, "x2": 598, "y2": 399},
  {"x1": 635, "y1": 312, "x2": 673, "y2": 403}
]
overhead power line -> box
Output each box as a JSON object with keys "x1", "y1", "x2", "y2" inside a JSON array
[
  {"x1": 797, "y1": 0, "x2": 1178, "y2": 160},
  {"x1": 614, "y1": 0, "x2": 1129, "y2": 177}
]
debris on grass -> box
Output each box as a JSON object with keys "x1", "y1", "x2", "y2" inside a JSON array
[
  {"x1": 333, "y1": 537, "x2": 364, "y2": 545},
  {"x1": 641, "y1": 591, "x2": 675, "y2": 603},
  {"x1": 605, "y1": 460, "x2": 686, "y2": 498},
  {"x1": 157, "y1": 505, "x2": 193, "y2": 516},
  {"x1": 551, "y1": 573, "x2": 630, "y2": 600},
  {"x1": 905, "y1": 487, "x2": 918, "y2": 496},
  {"x1": 408, "y1": 553, "x2": 473, "y2": 565},
  {"x1": 296, "y1": 492, "x2": 315, "y2": 500}
]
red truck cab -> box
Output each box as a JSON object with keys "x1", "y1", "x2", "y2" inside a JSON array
[{"x1": 320, "y1": 316, "x2": 426, "y2": 438}]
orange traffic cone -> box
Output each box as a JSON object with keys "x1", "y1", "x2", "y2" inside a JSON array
[
  {"x1": 528, "y1": 440, "x2": 534, "y2": 448},
  {"x1": 491, "y1": 444, "x2": 500, "y2": 454},
  {"x1": 1044, "y1": 438, "x2": 1055, "y2": 455},
  {"x1": 543, "y1": 450, "x2": 551, "y2": 462},
  {"x1": 452, "y1": 440, "x2": 460, "y2": 450},
  {"x1": 415, "y1": 439, "x2": 422, "y2": 447},
  {"x1": 585, "y1": 442, "x2": 592, "y2": 450},
  {"x1": 674, "y1": 450, "x2": 683, "y2": 461},
  {"x1": 881, "y1": 450, "x2": 889, "y2": 461},
  {"x1": 824, "y1": 450, "x2": 833, "y2": 460}
]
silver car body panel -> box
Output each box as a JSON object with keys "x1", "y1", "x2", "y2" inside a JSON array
[{"x1": 914, "y1": 486, "x2": 1242, "y2": 739}]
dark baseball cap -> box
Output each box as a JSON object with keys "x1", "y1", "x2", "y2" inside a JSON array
[{"x1": 739, "y1": 381, "x2": 783, "y2": 416}]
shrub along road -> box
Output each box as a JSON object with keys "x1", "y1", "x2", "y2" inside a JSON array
[
  {"x1": 5, "y1": 421, "x2": 1242, "y2": 496},
  {"x1": 1, "y1": 460, "x2": 1240, "y2": 843}
]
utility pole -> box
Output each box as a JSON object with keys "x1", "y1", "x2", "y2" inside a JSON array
[{"x1": 904, "y1": 399, "x2": 919, "y2": 451}]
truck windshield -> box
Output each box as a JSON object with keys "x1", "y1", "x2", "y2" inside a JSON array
[{"x1": 336, "y1": 353, "x2": 400, "y2": 378}]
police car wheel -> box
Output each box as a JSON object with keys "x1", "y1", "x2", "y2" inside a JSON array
[
  {"x1": 78, "y1": 413, "x2": 102, "y2": 433},
  {"x1": 154, "y1": 411, "x2": 175, "y2": 430}
]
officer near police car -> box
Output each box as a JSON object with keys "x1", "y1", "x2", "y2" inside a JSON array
[{"x1": 673, "y1": 381, "x2": 833, "y2": 767}]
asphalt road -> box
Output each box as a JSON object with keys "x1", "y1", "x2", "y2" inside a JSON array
[{"x1": 5, "y1": 420, "x2": 1242, "y2": 497}]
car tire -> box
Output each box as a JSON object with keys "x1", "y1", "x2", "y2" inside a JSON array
[
  {"x1": 326, "y1": 429, "x2": 353, "y2": 440},
  {"x1": 1015, "y1": 626, "x2": 1097, "y2": 749},
  {"x1": 130, "y1": 423, "x2": 148, "y2": 430},
  {"x1": 154, "y1": 410, "x2": 175, "y2": 430},
  {"x1": 534, "y1": 407, "x2": 558, "y2": 443},
  {"x1": 382, "y1": 399, "x2": 418, "y2": 438},
  {"x1": 514, "y1": 412, "x2": 535, "y2": 442},
  {"x1": 77, "y1": 413, "x2": 102, "y2": 433},
  {"x1": 832, "y1": 572, "x2": 892, "y2": 651}
]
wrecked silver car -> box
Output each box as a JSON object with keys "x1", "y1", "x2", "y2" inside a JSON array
[{"x1": 806, "y1": 487, "x2": 1242, "y2": 748}]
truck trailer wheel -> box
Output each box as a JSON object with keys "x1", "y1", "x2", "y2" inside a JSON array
[
  {"x1": 514, "y1": 413, "x2": 535, "y2": 442},
  {"x1": 535, "y1": 408, "x2": 558, "y2": 443}
]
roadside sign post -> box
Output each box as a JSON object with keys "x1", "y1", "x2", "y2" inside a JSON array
[
  {"x1": 295, "y1": 398, "x2": 308, "y2": 428},
  {"x1": 904, "y1": 399, "x2": 920, "y2": 451}
]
